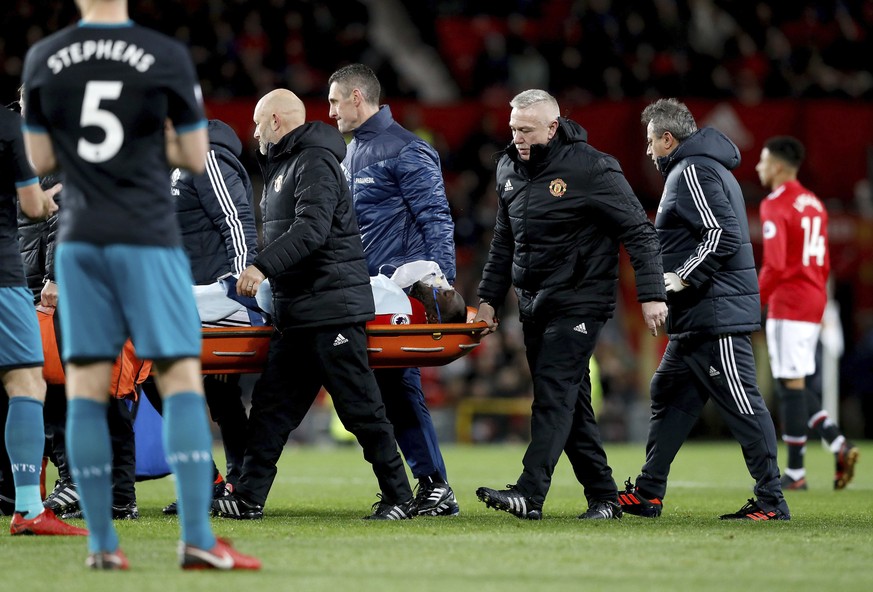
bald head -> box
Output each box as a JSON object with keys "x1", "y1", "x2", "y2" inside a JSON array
[{"x1": 253, "y1": 89, "x2": 306, "y2": 155}]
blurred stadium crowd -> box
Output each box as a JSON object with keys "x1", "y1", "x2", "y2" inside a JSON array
[
  {"x1": 4, "y1": 1, "x2": 872, "y2": 102},
  {"x1": 3, "y1": 0, "x2": 872, "y2": 441}
]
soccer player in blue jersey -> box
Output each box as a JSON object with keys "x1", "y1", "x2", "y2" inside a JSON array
[
  {"x1": 0, "y1": 105, "x2": 82, "y2": 536},
  {"x1": 21, "y1": 0, "x2": 258, "y2": 571}
]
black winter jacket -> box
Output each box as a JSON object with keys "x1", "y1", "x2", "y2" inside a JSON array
[
  {"x1": 16, "y1": 206, "x2": 49, "y2": 297},
  {"x1": 478, "y1": 117, "x2": 665, "y2": 322},
  {"x1": 17, "y1": 175, "x2": 60, "y2": 297},
  {"x1": 654, "y1": 127, "x2": 760, "y2": 339},
  {"x1": 172, "y1": 119, "x2": 258, "y2": 284},
  {"x1": 254, "y1": 121, "x2": 374, "y2": 329}
]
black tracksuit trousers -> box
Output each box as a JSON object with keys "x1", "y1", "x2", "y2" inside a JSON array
[
  {"x1": 515, "y1": 316, "x2": 617, "y2": 507},
  {"x1": 236, "y1": 322, "x2": 411, "y2": 506},
  {"x1": 636, "y1": 334, "x2": 786, "y2": 510}
]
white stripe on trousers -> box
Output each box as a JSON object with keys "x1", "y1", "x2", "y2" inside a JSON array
[{"x1": 719, "y1": 335, "x2": 754, "y2": 415}]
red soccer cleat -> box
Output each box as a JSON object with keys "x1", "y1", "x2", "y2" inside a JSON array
[
  {"x1": 10, "y1": 508, "x2": 89, "y2": 536},
  {"x1": 179, "y1": 537, "x2": 261, "y2": 570},
  {"x1": 834, "y1": 442, "x2": 860, "y2": 490},
  {"x1": 86, "y1": 549, "x2": 129, "y2": 570}
]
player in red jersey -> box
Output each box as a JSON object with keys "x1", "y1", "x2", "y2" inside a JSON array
[{"x1": 756, "y1": 136, "x2": 858, "y2": 491}]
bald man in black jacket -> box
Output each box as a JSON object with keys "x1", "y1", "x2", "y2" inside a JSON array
[{"x1": 213, "y1": 89, "x2": 413, "y2": 521}]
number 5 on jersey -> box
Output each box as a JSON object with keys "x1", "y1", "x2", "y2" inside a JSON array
[{"x1": 78, "y1": 81, "x2": 124, "y2": 163}]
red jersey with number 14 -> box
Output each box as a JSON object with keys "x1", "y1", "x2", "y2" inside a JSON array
[{"x1": 758, "y1": 180, "x2": 830, "y2": 322}]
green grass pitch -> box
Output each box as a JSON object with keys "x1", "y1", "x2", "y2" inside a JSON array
[{"x1": 2, "y1": 441, "x2": 870, "y2": 592}]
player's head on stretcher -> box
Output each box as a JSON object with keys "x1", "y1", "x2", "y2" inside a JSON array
[
  {"x1": 241, "y1": 260, "x2": 466, "y2": 325},
  {"x1": 407, "y1": 280, "x2": 466, "y2": 324}
]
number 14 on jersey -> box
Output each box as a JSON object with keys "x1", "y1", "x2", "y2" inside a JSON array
[{"x1": 801, "y1": 215, "x2": 826, "y2": 267}]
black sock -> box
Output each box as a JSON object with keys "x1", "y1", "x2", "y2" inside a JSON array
[
  {"x1": 805, "y1": 389, "x2": 843, "y2": 444},
  {"x1": 778, "y1": 385, "x2": 809, "y2": 470}
]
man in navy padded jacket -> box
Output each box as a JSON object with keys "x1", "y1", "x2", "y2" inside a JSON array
[{"x1": 328, "y1": 64, "x2": 459, "y2": 516}]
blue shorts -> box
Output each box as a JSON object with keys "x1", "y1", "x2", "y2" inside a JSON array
[
  {"x1": 0, "y1": 286, "x2": 43, "y2": 370},
  {"x1": 56, "y1": 243, "x2": 201, "y2": 363}
]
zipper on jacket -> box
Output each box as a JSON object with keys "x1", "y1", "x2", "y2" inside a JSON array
[{"x1": 519, "y1": 172, "x2": 532, "y2": 281}]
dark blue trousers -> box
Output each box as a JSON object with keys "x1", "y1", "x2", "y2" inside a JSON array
[{"x1": 375, "y1": 367, "x2": 447, "y2": 481}]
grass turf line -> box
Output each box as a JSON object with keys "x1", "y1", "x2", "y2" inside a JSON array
[{"x1": 1, "y1": 441, "x2": 870, "y2": 592}]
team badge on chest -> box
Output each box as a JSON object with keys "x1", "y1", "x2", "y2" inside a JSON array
[{"x1": 549, "y1": 178, "x2": 567, "y2": 197}]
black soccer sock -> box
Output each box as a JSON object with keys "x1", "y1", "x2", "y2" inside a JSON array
[
  {"x1": 804, "y1": 390, "x2": 842, "y2": 445},
  {"x1": 777, "y1": 384, "x2": 808, "y2": 470}
]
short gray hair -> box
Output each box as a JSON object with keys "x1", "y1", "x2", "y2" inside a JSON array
[
  {"x1": 510, "y1": 89, "x2": 559, "y2": 112},
  {"x1": 328, "y1": 63, "x2": 381, "y2": 106},
  {"x1": 510, "y1": 89, "x2": 560, "y2": 127},
  {"x1": 641, "y1": 98, "x2": 697, "y2": 141}
]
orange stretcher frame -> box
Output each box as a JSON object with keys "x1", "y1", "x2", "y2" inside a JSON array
[
  {"x1": 39, "y1": 307, "x2": 486, "y2": 378},
  {"x1": 200, "y1": 321, "x2": 487, "y2": 374}
]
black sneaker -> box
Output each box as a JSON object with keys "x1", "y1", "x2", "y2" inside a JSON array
[
  {"x1": 719, "y1": 498, "x2": 790, "y2": 521},
  {"x1": 617, "y1": 478, "x2": 663, "y2": 518},
  {"x1": 363, "y1": 494, "x2": 414, "y2": 520},
  {"x1": 834, "y1": 441, "x2": 860, "y2": 490},
  {"x1": 476, "y1": 485, "x2": 542, "y2": 520},
  {"x1": 112, "y1": 502, "x2": 139, "y2": 520},
  {"x1": 165, "y1": 478, "x2": 228, "y2": 515},
  {"x1": 578, "y1": 500, "x2": 622, "y2": 520},
  {"x1": 43, "y1": 478, "x2": 80, "y2": 516},
  {"x1": 61, "y1": 503, "x2": 138, "y2": 521},
  {"x1": 212, "y1": 493, "x2": 264, "y2": 520},
  {"x1": 411, "y1": 482, "x2": 460, "y2": 516},
  {"x1": 780, "y1": 473, "x2": 808, "y2": 491}
]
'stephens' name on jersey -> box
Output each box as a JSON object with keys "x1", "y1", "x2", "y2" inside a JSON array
[{"x1": 46, "y1": 39, "x2": 155, "y2": 74}]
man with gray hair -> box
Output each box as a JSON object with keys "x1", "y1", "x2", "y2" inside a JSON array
[
  {"x1": 618, "y1": 98, "x2": 790, "y2": 521},
  {"x1": 474, "y1": 89, "x2": 668, "y2": 520}
]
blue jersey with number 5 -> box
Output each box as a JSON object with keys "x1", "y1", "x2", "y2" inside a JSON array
[{"x1": 22, "y1": 21, "x2": 206, "y2": 247}]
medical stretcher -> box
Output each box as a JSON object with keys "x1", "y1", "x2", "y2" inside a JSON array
[
  {"x1": 201, "y1": 320, "x2": 486, "y2": 373},
  {"x1": 38, "y1": 307, "x2": 486, "y2": 380}
]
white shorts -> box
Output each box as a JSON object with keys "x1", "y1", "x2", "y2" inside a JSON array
[{"x1": 765, "y1": 318, "x2": 821, "y2": 379}]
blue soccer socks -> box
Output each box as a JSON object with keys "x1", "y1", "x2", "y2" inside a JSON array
[
  {"x1": 66, "y1": 398, "x2": 117, "y2": 553},
  {"x1": 163, "y1": 392, "x2": 216, "y2": 551},
  {"x1": 5, "y1": 397, "x2": 45, "y2": 518}
]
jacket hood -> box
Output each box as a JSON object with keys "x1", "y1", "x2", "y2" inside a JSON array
[
  {"x1": 506, "y1": 116, "x2": 589, "y2": 165},
  {"x1": 207, "y1": 119, "x2": 243, "y2": 157},
  {"x1": 656, "y1": 127, "x2": 741, "y2": 175},
  {"x1": 269, "y1": 121, "x2": 347, "y2": 162}
]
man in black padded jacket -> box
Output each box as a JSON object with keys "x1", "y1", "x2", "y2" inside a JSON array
[
  {"x1": 474, "y1": 89, "x2": 668, "y2": 521},
  {"x1": 212, "y1": 89, "x2": 413, "y2": 520},
  {"x1": 619, "y1": 98, "x2": 789, "y2": 521}
]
